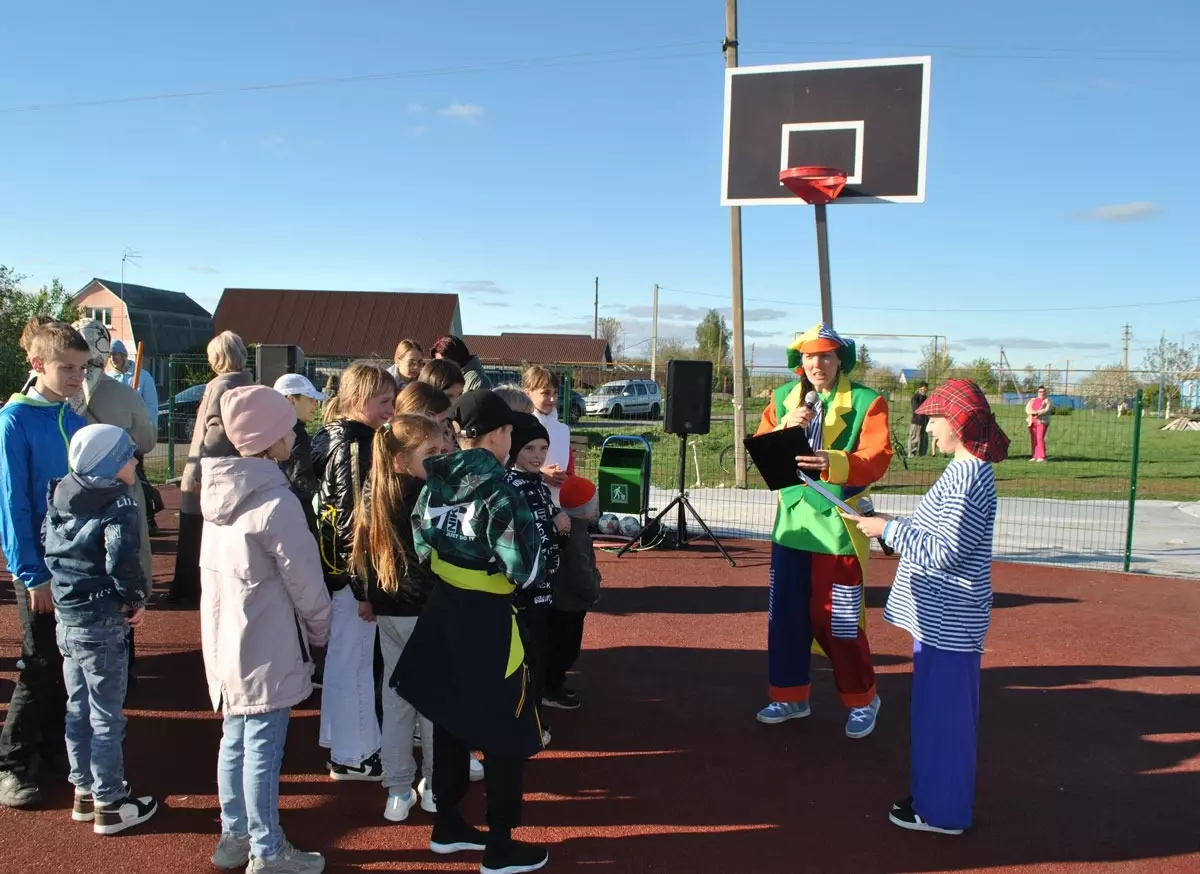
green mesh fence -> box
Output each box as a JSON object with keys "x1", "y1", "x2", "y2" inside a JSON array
[{"x1": 8, "y1": 353, "x2": 1195, "y2": 574}]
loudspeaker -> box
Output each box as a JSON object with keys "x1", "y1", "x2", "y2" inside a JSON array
[
  {"x1": 664, "y1": 359, "x2": 713, "y2": 435},
  {"x1": 256, "y1": 344, "x2": 306, "y2": 388}
]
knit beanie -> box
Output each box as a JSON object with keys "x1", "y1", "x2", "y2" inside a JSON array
[
  {"x1": 220, "y1": 385, "x2": 297, "y2": 457},
  {"x1": 69, "y1": 424, "x2": 136, "y2": 483},
  {"x1": 559, "y1": 475, "x2": 599, "y2": 518},
  {"x1": 509, "y1": 412, "x2": 550, "y2": 463}
]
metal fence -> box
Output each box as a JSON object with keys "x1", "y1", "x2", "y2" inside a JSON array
[{"x1": 7, "y1": 353, "x2": 1198, "y2": 574}]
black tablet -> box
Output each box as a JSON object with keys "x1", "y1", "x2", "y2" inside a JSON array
[{"x1": 743, "y1": 427, "x2": 815, "y2": 491}]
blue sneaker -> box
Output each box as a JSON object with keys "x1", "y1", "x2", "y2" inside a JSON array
[
  {"x1": 756, "y1": 700, "x2": 811, "y2": 724},
  {"x1": 846, "y1": 695, "x2": 881, "y2": 738}
]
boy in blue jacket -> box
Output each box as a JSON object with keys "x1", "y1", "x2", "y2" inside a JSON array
[
  {"x1": 0, "y1": 320, "x2": 89, "y2": 808},
  {"x1": 44, "y1": 424, "x2": 159, "y2": 834}
]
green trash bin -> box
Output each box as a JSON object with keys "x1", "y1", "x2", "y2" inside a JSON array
[{"x1": 598, "y1": 435, "x2": 651, "y2": 516}]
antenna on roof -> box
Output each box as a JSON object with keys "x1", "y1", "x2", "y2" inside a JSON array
[{"x1": 120, "y1": 247, "x2": 142, "y2": 301}]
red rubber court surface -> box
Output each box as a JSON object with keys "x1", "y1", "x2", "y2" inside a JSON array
[{"x1": 2, "y1": 486, "x2": 1198, "y2": 873}]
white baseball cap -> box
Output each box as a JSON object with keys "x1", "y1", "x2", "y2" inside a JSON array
[{"x1": 273, "y1": 373, "x2": 327, "y2": 401}]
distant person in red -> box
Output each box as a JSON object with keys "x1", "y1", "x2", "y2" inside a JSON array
[{"x1": 1024, "y1": 386, "x2": 1051, "y2": 462}]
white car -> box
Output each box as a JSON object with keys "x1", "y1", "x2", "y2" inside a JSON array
[{"x1": 585, "y1": 380, "x2": 662, "y2": 419}]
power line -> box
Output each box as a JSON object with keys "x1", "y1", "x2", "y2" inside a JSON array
[
  {"x1": 656, "y1": 286, "x2": 1200, "y2": 315},
  {"x1": 0, "y1": 42, "x2": 710, "y2": 114},
  {"x1": 748, "y1": 39, "x2": 1200, "y2": 62}
]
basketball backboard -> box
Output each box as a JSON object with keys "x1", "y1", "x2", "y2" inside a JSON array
[{"x1": 721, "y1": 56, "x2": 931, "y2": 205}]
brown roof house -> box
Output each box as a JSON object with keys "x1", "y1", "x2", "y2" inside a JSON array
[
  {"x1": 73, "y1": 279, "x2": 214, "y2": 356},
  {"x1": 464, "y1": 333, "x2": 612, "y2": 366},
  {"x1": 214, "y1": 289, "x2": 463, "y2": 358}
]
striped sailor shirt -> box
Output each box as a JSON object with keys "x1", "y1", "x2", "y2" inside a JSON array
[{"x1": 882, "y1": 457, "x2": 997, "y2": 654}]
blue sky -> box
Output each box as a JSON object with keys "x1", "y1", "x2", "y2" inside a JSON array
[{"x1": 3, "y1": 0, "x2": 1198, "y2": 373}]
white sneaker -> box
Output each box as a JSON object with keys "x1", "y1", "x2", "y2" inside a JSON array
[
  {"x1": 211, "y1": 832, "x2": 251, "y2": 869},
  {"x1": 93, "y1": 791, "x2": 159, "y2": 835},
  {"x1": 246, "y1": 840, "x2": 325, "y2": 873},
  {"x1": 416, "y1": 777, "x2": 437, "y2": 813},
  {"x1": 469, "y1": 755, "x2": 485, "y2": 782},
  {"x1": 383, "y1": 789, "x2": 417, "y2": 822}
]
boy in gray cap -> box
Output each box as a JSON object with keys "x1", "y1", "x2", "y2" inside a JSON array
[{"x1": 44, "y1": 423, "x2": 159, "y2": 835}]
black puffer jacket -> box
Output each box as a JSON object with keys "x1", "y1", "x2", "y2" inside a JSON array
[{"x1": 312, "y1": 418, "x2": 376, "y2": 596}]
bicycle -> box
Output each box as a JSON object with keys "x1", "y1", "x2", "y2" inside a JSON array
[{"x1": 719, "y1": 443, "x2": 753, "y2": 476}]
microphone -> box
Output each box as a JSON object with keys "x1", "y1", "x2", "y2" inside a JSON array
[
  {"x1": 857, "y1": 496, "x2": 895, "y2": 556},
  {"x1": 804, "y1": 390, "x2": 819, "y2": 411}
]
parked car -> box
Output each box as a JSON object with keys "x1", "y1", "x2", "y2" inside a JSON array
[
  {"x1": 585, "y1": 379, "x2": 662, "y2": 419},
  {"x1": 158, "y1": 383, "x2": 206, "y2": 442}
]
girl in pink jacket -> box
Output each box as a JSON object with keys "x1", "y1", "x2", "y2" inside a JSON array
[{"x1": 200, "y1": 386, "x2": 332, "y2": 874}]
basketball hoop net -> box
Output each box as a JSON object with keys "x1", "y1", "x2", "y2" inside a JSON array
[{"x1": 779, "y1": 166, "x2": 848, "y2": 205}]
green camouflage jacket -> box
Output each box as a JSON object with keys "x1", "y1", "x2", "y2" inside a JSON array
[{"x1": 412, "y1": 448, "x2": 544, "y2": 594}]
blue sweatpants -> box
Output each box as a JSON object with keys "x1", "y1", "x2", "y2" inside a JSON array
[{"x1": 910, "y1": 640, "x2": 981, "y2": 831}]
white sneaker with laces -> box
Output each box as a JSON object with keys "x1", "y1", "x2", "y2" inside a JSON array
[
  {"x1": 211, "y1": 832, "x2": 252, "y2": 869},
  {"x1": 246, "y1": 840, "x2": 326, "y2": 873},
  {"x1": 469, "y1": 755, "x2": 485, "y2": 782},
  {"x1": 384, "y1": 789, "x2": 417, "y2": 822},
  {"x1": 845, "y1": 695, "x2": 882, "y2": 739}
]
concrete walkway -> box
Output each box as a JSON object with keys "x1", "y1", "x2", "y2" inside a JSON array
[{"x1": 638, "y1": 486, "x2": 1200, "y2": 578}]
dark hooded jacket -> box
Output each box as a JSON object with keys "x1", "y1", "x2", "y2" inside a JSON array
[{"x1": 43, "y1": 473, "x2": 146, "y2": 626}]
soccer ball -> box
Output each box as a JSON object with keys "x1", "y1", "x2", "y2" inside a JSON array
[
  {"x1": 598, "y1": 513, "x2": 620, "y2": 535},
  {"x1": 619, "y1": 515, "x2": 642, "y2": 536}
]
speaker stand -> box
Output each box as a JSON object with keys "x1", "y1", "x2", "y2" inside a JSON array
[{"x1": 616, "y1": 434, "x2": 736, "y2": 566}]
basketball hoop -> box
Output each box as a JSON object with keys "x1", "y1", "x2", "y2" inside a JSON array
[{"x1": 779, "y1": 166, "x2": 848, "y2": 205}]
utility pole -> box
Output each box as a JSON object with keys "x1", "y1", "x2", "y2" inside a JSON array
[
  {"x1": 1122, "y1": 323, "x2": 1132, "y2": 370},
  {"x1": 725, "y1": 0, "x2": 748, "y2": 488},
  {"x1": 650, "y1": 283, "x2": 659, "y2": 381},
  {"x1": 593, "y1": 276, "x2": 599, "y2": 339},
  {"x1": 1157, "y1": 333, "x2": 1166, "y2": 417}
]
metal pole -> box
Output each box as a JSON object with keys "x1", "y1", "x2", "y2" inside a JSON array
[
  {"x1": 167, "y1": 356, "x2": 176, "y2": 480},
  {"x1": 650, "y1": 283, "x2": 659, "y2": 383},
  {"x1": 593, "y1": 276, "x2": 599, "y2": 339},
  {"x1": 814, "y1": 203, "x2": 834, "y2": 327},
  {"x1": 725, "y1": 0, "x2": 748, "y2": 488},
  {"x1": 1123, "y1": 388, "x2": 1144, "y2": 573}
]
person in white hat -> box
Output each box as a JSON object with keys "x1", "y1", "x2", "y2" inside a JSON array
[{"x1": 273, "y1": 373, "x2": 327, "y2": 536}]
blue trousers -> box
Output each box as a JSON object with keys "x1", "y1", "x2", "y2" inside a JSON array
[
  {"x1": 218, "y1": 708, "x2": 291, "y2": 860},
  {"x1": 58, "y1": 619, "x2": 130, "y2": 803},
  {"x1": 910, "y1": 640, "x2": 981, "y2": 830}
]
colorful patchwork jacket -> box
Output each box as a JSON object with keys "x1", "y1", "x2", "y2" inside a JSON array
[
  {"x1": 391, "y1": 447, "x2": 545, "y2": 759},
  {"x1": 755, "y1": 373, "x2": 893, "y2": 568}
]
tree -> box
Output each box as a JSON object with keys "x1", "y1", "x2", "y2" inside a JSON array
[
  {"x1": 1078, "y1": 364, "x2": 1142, "y2": 408},
  {"x1": 1141, "y1": 336, "x2": 1199, "y2": 406},
  {"x1": 656, "y1": 337, "x2": 695, "y2": 362},
  {"x1": 597, "y1": 317, "x2": 625, "y2": 359},
  {"x1": 917, "y1": 340, "x2": 953, "y2": 384},
  {"x1": 1, "y1": 266, "x2": 78, "y2": 392},
  {"x1": 857, "y1": 343, "x2": 874, "y2": 372},
  {"x1": 694, "y1": 309, "x2": 731, "y2": 365}
]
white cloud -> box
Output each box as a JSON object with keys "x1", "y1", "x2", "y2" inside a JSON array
[
  {"x1": 957, "y1": 337, "x2": 1114, "y2": 351},
  {"x1": 438, "y1": 102, "x2": 485, "y2": 123},
  {"x1": 445, "y1": 279, "x2": 506, "y2": 296},
  {"x1": 1072, "y1": 202, "x2": 1159, "y2": 222},
  {"x1": 407, "y1": 103, "x2": 426, "y2": 113},
  {"x1": 188, "y1": 265, "x2": 218, "y2": 274},
  {"x1": 411, "y1": 124, "x2": 429, "y2": 137}
]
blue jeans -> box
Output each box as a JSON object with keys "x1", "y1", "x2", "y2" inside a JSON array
[
  {"x1": 57, "y1": 618, "x2": 129, "y2": 803},
  {"x1": 218, "y1": 708, "x2": 291, "y2": 860}
]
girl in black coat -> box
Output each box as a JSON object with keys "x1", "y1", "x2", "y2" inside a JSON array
[{"x1": 311, "y1": 362, "x2": 396, "y2": 780}]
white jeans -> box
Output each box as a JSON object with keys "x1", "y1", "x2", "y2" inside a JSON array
[
  {"x1": 319, "y1": 588, "x2": 381, "y2": 766},
  {"x1": 377, "y1": 615, "x2": 434, "y2": 793}
]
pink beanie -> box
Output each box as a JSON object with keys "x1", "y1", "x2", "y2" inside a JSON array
[{"x1": 220, "y1": 385, "x2": 297, "y2": 457}]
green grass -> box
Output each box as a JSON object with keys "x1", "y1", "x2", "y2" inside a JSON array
[{"x1": 573, "y1": 404, "x2": 1200, "y2": 502}]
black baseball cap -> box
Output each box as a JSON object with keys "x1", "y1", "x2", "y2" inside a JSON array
[{"x1": 448, "y1": 389, "x2": 520, "y2": 438}]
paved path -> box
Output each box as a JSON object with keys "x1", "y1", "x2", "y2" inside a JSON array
[{"x1": 639, "y1": 486, "x2": 1200, "y2": 577}]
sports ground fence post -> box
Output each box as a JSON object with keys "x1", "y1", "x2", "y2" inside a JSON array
[
  {"x1": 166, "y1": 356, "x2": 177, "y2": 481},
  {"x1": 1123, "y1": 388, "x2": 1144, "y2": 573}
]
